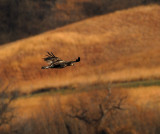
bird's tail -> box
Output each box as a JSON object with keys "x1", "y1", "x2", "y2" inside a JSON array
[
  {"x1": 76, "y1": 57, "x2": 80, "y2": 62},
  {"x1": 41, "y1": 66, "x2": 50, "y2": 69}
]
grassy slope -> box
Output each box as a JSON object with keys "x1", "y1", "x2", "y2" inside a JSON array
[
  {"x1": 1, "y1": 0, "x2": 158, "y2": 45},
  {"x1": 0, "y1": 5, "x2": 160, "y2": 93}
]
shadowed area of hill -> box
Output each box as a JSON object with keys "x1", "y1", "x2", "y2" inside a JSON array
[
  {"x1": 0, "y1": 5, "x2": 160, "y2": 93},
  {"x1": 0, "y1": 0, "x2": 159, "y2": 45}
]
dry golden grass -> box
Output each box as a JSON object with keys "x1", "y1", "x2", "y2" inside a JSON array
[
  {"x1": 0, "y1": 5, "x2": 160, "y2": 93},
  {"x1": 1, "y1": 5, "x2": 160, "y2": 134},
  {"x1": 9, "y1": 86, "x2": 160, "y2": 134},
  {"x1": 12, "y1": 86, "x2": 160, "y2": 119}
]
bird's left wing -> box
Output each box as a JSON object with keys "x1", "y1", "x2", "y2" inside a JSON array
[{"x1": 43, "y1": 52, "x2": 63, "y2": 65}]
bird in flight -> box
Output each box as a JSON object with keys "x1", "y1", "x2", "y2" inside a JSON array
[{"x1": 41, "y1": 52, "x2": 80, "y2": 69}]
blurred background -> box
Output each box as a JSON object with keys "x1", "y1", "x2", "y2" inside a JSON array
[
  {"x1": 0, "y1": 0, "x2": 160, "y2": 134},
  {"x1": 0, "y1": 0, "x2": 159, "y2": 45}
]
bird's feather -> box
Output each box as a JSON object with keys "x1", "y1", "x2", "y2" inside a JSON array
[{"x1": 42, "y1": 52, "x2": 80, "y2": 69}]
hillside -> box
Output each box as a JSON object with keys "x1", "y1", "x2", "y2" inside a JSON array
[
  {"x1": 0, "y1": 0, "x2": 159, "y2": 45},
  {"x1": 0, "y1": 4, "x2": 160, "y2": 93}
]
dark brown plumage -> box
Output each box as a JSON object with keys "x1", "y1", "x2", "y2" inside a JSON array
[{"x1": 41, "y1": 52, "x2": 80, "y2": 69}]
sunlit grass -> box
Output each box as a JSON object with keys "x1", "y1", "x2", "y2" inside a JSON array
[{"x1": 0, "y1": 5, "x2": 160, "y2": 93}]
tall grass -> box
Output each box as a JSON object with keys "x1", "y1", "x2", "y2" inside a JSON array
[
  {"x1": 1, "y1": 5, "x2": 160, "y2": 93},
  {"x1": 1, "y1": 88, "x2": 159, "y2": 134}
]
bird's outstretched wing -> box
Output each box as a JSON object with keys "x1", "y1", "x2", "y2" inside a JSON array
[
  {"x1": 43, "y1": 52, "x2": 63, "y2": 65},
  {"x1": 67, "y1": 57, "x2": 80, "y2": 64}
]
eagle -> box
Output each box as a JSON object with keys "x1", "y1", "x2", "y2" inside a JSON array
[{"x1": 41, "y1": 52, "x2": 80, "y2": 69}]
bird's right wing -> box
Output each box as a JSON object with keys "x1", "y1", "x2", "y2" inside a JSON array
[
  {"x1": 43, "y1": 52, "x2": 63, "y2": 65},
  {"x1": 68, "y1": 57, "x2": 80, "y2": 64}
]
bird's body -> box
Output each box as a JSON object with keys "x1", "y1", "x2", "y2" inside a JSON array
[{"x1": 41, "y1": 52, "x2": 80, "y2": 69}]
